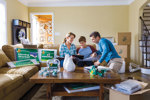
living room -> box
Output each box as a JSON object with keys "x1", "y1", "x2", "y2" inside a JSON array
[
  {"x1": 0, "y1": 0, "x2": 150, "y2": 100},
  {"x1": 0, "y1": 0, "x2": 148, "y2": 64}
]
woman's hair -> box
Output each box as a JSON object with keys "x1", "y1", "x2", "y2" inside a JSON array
[
  {"x1": 79, "y1": 36, "x2": 86, "y2": 42},
  {"x1": 63, "y1": 32, "x2": 76, "y2": 43}
]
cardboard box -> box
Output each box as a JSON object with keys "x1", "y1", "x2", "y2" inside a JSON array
[
  {"x1": 118, "y1": 32, "x2": 131, "y2": 45},
  {"x1": 109, "y1": 81, "x2": 150, "y2": 100},
  {"x1": 115, "y1": 45, "x2": 130, "y2": 58},
  {"x1": 109, "y1": 89, "x2": 150, "y2": 100}
]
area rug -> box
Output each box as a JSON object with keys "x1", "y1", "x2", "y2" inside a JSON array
[
  {"x1": 31, "y1": 85, "x2": 62, "y2": 100},
  {"x1": 31, "y1": 84, "x2": 109, "y2": 100}
]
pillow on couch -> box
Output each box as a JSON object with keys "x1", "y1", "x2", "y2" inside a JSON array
[
  {"x1": 0, "y1": 50, "x2": 11, "y2": 67},
  {"x1": 2, "y1": 44, "x2": 23, "y2": 61},
  {"x1": 43, "y1": 44, "x2": 60, "y2": 55}
]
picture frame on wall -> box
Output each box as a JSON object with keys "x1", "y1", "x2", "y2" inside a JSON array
[{"x1": 12, "y1": 19, "x2": 31, "y2": 45}]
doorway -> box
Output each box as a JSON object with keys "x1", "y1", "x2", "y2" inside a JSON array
[{"x1": 30, "y1": 12, "x2": 54, "y2": 44}]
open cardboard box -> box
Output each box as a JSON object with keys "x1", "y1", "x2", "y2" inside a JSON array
[
  {"x1": 114, "y1": 45, "x2": 130, "y2": 58},
  {"x1": 109, "y1": 81, "x2": 150, "y2": 100}
]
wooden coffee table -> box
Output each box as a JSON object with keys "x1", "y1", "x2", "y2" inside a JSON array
[{"x1": 30, "y1": 67, "x2": 121, "y2": 100}]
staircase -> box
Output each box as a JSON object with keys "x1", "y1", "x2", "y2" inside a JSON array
[
  {"x1": 143, "y1": 6, "x2": 150, "y2": 34},
  {"x1": 140, "y1": 5, "x2": 150, "y2": 67}
]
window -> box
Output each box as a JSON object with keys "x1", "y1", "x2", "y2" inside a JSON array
[{"x1": 0, "y1": 0, "x2": 7, "y2": 48}]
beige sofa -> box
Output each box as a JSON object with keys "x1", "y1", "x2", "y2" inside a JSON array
[{"x1": 0, "y1": 44, "x2": 39, "y2": 100}]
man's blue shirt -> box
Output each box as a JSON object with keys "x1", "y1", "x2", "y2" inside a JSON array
[{"x1": 96, "y1": 38, "x2": 121, "y2": 63}]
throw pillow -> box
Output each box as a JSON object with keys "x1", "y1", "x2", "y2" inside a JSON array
[
  {"x1": 0, "y1": 50, "x2": 11, "y2": 67},
  {"x1": 2, "y1": 44, "x2": 23, "y2": 61}
]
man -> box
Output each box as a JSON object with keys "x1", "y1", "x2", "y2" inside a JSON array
[{"x1": 90, "y1": 31, "x2": 123, "y2": 73}]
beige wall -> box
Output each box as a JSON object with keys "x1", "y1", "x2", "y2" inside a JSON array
[
  {"x1": 4, "y1": 0, "x2": 150, "y2": 65},
  {"x1": 6, "y1": 0, "x2": 28, "y2": 44},
  {"x1": 28, "y1": 6, "x2": 129, "y2": 45},
  {"x1": 129, "y1": 0, "x2": 149, "y2": 64},
  {"x1": 5, "y1": 0, "x2": 149, "y2": 65}
]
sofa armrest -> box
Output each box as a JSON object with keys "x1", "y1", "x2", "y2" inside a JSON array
[{"x1": 2, "y1": 44, "x2": 23, "y2": 61}]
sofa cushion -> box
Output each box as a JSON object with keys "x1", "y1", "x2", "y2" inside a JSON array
[
  {"x1": 0, "y1": 50, "x2": 11, "y2": 68},
  {"x1": 43, "y1": 44, "x2": 60, "y2": 55},
  {"x1": 2, "y1": 44, "x2": 23, "y2": 61},
  {"x1": 0, "y1": 66, "x2": 38, "y2": 81},
  {"x1": 38, "y1": 44, "x2": 44, "y2": 48},
  {"x1": 0, "y1": 74, "x2": 24, "y2": 99}
]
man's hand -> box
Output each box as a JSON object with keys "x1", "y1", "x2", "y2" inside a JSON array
[
  {"x1": 91, "y1": 52, "x2": 97, "y2": 57},
  {"x1": 94, "y1": 60, "x2": 100, "y2": 66}
]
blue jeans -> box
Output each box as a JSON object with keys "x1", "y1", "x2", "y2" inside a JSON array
[
  {"x1": 60, "y1": 59, "x2": 64, "y2": 67},
  {"x1": 73, "y1": 57, "x2": 93, "y2": 67}
]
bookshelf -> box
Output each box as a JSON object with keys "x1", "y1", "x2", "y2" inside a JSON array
[{"x1": 12, "y1": 19, "x2": 31, "y2": 45}]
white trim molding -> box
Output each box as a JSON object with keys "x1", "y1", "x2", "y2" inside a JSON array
[
  {"x1": 0, "y1": 0, "x2": 7, "y2": 47},
  {"x1": 30, "y1": 12, "x2": 54, "y2": 44},
  {"x1": 18, "y1": 0, "x2": 135, "y2": 7}
]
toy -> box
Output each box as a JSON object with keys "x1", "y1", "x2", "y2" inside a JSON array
[
  {"x1": 47, "y1": 59, "x2": 60, "y2": 72},
  {"x1": 52, "y1": 70, "x2": 57, "y2": 77},
  {"x1": 89, "y1": 65, "x2": 107, "y2": 77},
  {"x1": 89, "y1": 66, "x2": 98, "y2": 76}
]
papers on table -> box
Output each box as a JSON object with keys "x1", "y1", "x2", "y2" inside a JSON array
[
  {"x1": 83, "y1": 55, "x2": 101, "y2": 61},
  {"x1": 84, "y1": 66, "x2": 111, "y2": 71}
]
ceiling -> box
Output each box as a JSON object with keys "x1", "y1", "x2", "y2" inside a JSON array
[{"x1": 18, "y1": 0, "x2": 135, "y2": 7}]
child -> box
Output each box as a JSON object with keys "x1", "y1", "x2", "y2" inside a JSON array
[{"x1": 74, "y1": 36, "x2": 97, "y2": 67}]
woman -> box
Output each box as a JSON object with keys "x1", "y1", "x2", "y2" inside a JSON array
[{"x1": 59, "y1": 32, "x2": 76, "y2": 67}]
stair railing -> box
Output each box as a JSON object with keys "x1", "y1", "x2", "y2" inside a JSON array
[{"x1": 140, "y1": 16, "x2": 150, "y2": 67}]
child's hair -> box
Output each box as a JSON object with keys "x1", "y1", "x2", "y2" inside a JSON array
[
  {"x1": 79, "y1": 36, "x2": 86, "y2": 42},
  {"x1": 63, "y1": 32, "x2": 76, "y2": 43}
]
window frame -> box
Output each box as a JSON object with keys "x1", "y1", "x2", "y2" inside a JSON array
[{"x1": 0, "y1": 0, "x2": 7, "y2": 48}]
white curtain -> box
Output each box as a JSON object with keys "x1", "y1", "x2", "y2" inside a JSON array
[
  {"x1": 31, "y1": 15, "x2": 38, "y2": 44},
  {"x1": 0, "y1": 0, "x2": 7, "y2": 48}
]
